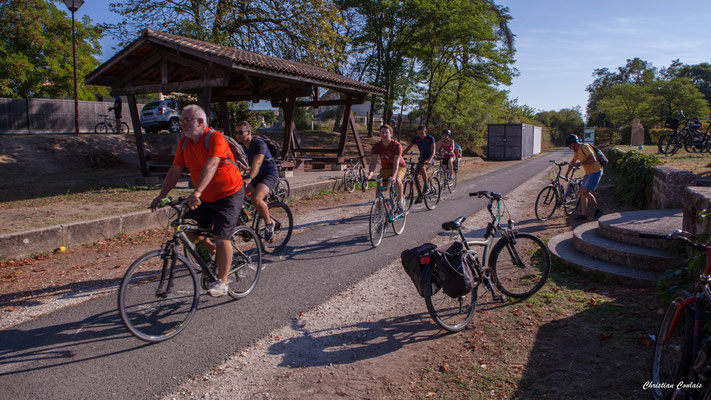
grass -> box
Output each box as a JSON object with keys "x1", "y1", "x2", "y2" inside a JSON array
[{"x1": 614, "y1": 144, "x2": 711, "y2": 175}]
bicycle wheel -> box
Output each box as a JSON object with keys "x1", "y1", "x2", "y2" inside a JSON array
[
  {"x1": 389, "y1": 188, "x2": 406, "y2": 234},
  {"x1": 273, "y1": 178, "x2": 290, "y2": 202},
  {"x1": 651, "y1": 291, "x2": 694, "y2": 400},
  {"x1": 368, "y1": 197, "x2": 386, "y2": 247},
  {"x1": 562, "y1": 183, "x2": 581, "y2": 216},
  {"x1": 534, "y1": 185, "x2": 558, "y2": 221},
  {"x1": 255, "y1": 201, "x2": 293, "y2": 254},
  {"x1": 665, "y1": 134, "x2": 683, "y2": 156},
  {"x1": 424, "y1": 176, "x2": 441, "y2": 210},
  {"x1": 446, "y1": 170, "x2": 457, "y2": 193},
  {"x1": 657, "y1": 133, "x2": 671, "y2": 154},
  {"x1": 118, "y1": 250, "x2": 199, "y2": 342},
  {"x1": 344, "y1": 168, "x2": 357, "y2": 192},
  {"x1": 119, "y1": 122, "x2": 130, "y2": 134},
  {"x1": 490, "y1": 232, "x2": 551, "y2": 298},
  {"x1": 423, "y1": 261, "x2": 478, "y2": 332},
  {"x1": 227, "y1": 226, "x2": 262, "y2": 299},
  {"x1": 94, "y1": 122, "x2": 109, "y2": 134},
  {"x1": 357, "y1": 167, "x2": 368, "y2": 191},
  {"x1": 402, "y1": 177, "x2": 415, "y2": 212}
]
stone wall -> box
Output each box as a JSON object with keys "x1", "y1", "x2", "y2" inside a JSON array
[
  {"x1": 682, "y1": 187, "x2": 711, "y2": 236},
  {"x1": 653, "y1": 165, "x2": 697, "y2": 208}
]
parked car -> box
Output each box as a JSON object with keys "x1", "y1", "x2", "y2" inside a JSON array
[{"x1": 140, "y1": 100, "x2": 181, "y2": 134}]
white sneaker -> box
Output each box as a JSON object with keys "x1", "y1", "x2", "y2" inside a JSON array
[{"x1": 207, "y1": 280, "x2": 228, "y2": 297}]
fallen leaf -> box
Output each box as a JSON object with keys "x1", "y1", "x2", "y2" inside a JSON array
[
  {"x1": 638, "y1": 336, "x2": 651, "y2": 348},
  {"x1": 600, "y1": 333, "x2": 613, "y2": 341}
]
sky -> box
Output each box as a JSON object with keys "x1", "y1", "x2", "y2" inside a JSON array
[{"x1": 65, "y1": 0, "x2": 711, "y2": 119}]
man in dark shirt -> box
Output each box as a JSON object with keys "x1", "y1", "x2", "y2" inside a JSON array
[
  {"x1": 109, "y1": 95, "x2": 122, "y2": 130},
  {"x1": 235, "y1": 121, "x2": 280, "y2": 239},
  {"x1": 402, "y1": 125, "x2": 435, "y2": 200}
]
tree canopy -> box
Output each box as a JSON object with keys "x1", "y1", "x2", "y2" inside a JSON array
[{"x1": 0, "y1": 0, "x2": 104, "y2": 99}]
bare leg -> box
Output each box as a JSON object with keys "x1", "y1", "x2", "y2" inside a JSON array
[
  {"x1": 248, "y1": 183, "x2": 272, "y2": 226},
  {"x1": 214, "y1": 235, "x2": 232, "y2": 283}
]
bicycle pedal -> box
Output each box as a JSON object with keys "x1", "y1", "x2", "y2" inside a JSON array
[{"x1": 493, "y1": 294, "x2": 506, "y2": 303}]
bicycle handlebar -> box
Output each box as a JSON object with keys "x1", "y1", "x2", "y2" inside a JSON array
[
  {"x1": 469, "y1": 191, "x2": 503, "y2": 201},
  {"x1": 549, "y1": 160, "x2": 579, "y2": 170},
  {"x1": 639, "y1": 229, "x2": 707, "y2": 252}
]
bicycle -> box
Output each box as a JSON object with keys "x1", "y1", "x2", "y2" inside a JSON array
[
  {"x1": 239, "y1": 194, "x2": 293, "y2": 254},
  {"x1": 662, "y1": 111, "x2": 707, "y2": 156},
  {"x1": 401, "y1": 152, "x2": 441, "y2": 212},
  {"x1": 648, "y1": 229, "x2": 711, "y2": 400},
  {"x1": 420, "y1": 191, "x2": 551, "y2": 332},
  {"x1": 534, "y1": 160, "x2": 582, "y2": 221},
  {"x1": 118, "y1": 197, "x2": 262, "y2": 343},
  {"x1": 94, "y1": 113, "x2": 129, "y2": 134},
  {"x1": 368, "y1": 178, "x2": 407, "y2": 247},
  {"x1": 344, "y1": 158, "x2": 367, "y2": 193},
  {"x1": 267, "y1": 160, "x2": 291, "y2": 203},
  {"x1": 433, "y1": 152, "x2": 457, "y2": 193}
]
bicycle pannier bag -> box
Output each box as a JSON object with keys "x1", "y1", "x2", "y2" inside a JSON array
[
  {"x1": 433, "y1": 241, "x2": 474, "y2": 298},
  {"x1": 400, "y1": 243, "x2": 439, "y2": 297}
]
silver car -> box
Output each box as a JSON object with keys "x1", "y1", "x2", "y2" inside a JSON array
[{"x1": 140, "y1": 100, "x2": 181, "y2": 134}]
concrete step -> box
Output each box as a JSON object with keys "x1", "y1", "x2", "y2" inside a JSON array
[
  {"x1": 549, "y1": 231, "x2": 660, "y2": 287},
  {"x1": 573, "y1": 222, "x2": 684, "y2": 273},
  {"x1": 597, "y1": 209, "x2": 682, "y2": 252}
]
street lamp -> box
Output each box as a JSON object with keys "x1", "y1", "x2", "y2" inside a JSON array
[{"x1": 63, "y1": 0, "x2": 84, "y2": 135}]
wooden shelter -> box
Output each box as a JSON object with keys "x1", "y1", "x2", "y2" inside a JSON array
[{"x1": 85, "y1": 29, "x2": 385, "y2": 176}]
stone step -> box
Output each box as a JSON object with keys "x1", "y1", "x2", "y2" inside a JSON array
[
  {"x1": 548, "y1": 232, "x2": 660, "y2": 287},
  {"x1": 573, "y1": 222, "x2": 684, "y2": 273},
  {"x1": 597, "y1": 209, "x2": 682, "y2": 252}
]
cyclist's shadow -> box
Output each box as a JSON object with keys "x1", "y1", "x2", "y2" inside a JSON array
[{"x1": 268, "y1": 313, "x2": 442, "y2": 368}]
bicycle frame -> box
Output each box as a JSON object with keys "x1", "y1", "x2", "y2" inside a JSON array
[{"x1": 374, "y1": 179, "x2": 405, "y2": 222}]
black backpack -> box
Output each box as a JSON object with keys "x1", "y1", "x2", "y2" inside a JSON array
[
  {"x1": 254, "y1": 135, "x2": 282, "y2": 160},
  {"x1": 590, "y1": 144, "x2": 608, "y2": 167},
  {"x1": 432, "y1": 241, "x2": 474, "y2": 298},
  {"x1": 400, "y1": 243, "x2": 439, "y2": 297}
]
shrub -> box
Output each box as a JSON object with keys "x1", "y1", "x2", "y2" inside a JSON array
[
  {"x1": 610, "y1": 150, "x2": 663, "y2": 207},
  {"x1": 85, "y1": 151, "x2": 123, "y2": 169}
]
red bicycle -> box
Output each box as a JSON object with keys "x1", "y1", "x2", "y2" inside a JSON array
[{"x1": 648, "y1": 229, "x2": 711, "y2": 400}]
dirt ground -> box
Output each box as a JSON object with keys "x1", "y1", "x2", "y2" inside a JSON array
[{"x1": 0, "y1": 135, "x2": 662, "y2": 399}]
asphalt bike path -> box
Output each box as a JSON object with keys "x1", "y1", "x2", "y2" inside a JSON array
[{"x1": 0, "y1": 150, "x2": 565, "y2": 399}]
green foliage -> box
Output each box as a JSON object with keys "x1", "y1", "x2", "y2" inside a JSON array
[
  {"x1": 678, "y1": 62, "x2": 711, "y2": 105},
  {"x1": 293, "y1": 107, "x2": 312, "y2": 131},
  {"x1": 610, "y1": 150, "x2": 663, "y2": 208},
  {"x1": 0, "y1": 0, "x2": 105, "y2": 99},
  {"x1": 534, "y1": 108, "x2": 584, "y2": 145}
]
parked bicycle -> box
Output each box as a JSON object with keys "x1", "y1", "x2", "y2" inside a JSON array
[
  {"x1": 118, "y1": 197, "x2": 262, "y2": 342},
  {"x1": 344, "y1": 158, "x2": 367, "y2": 193},
  {"x1": 368, "y1": 178, "x2": 407, "y2": 247},
  {"x1": 239, "y1": 194, "x2": 293, "y2": 254},
  {"x1": 535, "y1": 160, "x2": 582, "y2": 221},
  {"x1": 419, "y1": 191, "x2": 551, "y2": 332},
  {"x1": 649, "y1": 229, "x2": 711, "y2": 400},
  {"x1": 402, "y1": 152, "x2": 441, "y2": 211},
  {"x1": 94, "y1": 113, "x2": 129, "y2": 134},
  {"x1": 660, "y1": 111, "x2": 708, "y2": 156}
]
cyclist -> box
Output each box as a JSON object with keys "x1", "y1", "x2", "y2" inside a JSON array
[
  {"x1": 437, "y1": 129, "x2": 456, "y2": 180},
  {"x1": 150, "y1": 105, "x2": 245, "y2": 297},
  {"x1": 234, "y1": 121, "x2": 279, "y2": 240},
  {"x1": 366, "y1": 124, "x2": 407, "y2": 209},
  {"x1": 564, "y1": 134, "x2": 603, "y2": 221},
  {"x1": 402, "y1": 125, "x2": 435, "y2": 203}
]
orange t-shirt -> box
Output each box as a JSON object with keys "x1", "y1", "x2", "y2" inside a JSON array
[{"x1": 173, "y1": 128, "x2": 243, "y2": 202}]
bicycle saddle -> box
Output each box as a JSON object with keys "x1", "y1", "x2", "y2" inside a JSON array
[{"x1": 442, "y1": 216, "x2": 466, "y2": 231}]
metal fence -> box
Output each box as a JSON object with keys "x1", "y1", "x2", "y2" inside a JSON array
[{"x1": 0, "y1": 97, "x2": 145, "y2": 134}]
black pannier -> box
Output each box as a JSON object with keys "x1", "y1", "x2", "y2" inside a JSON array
[
  {"x1": 400, "y1": 243, "x2": 439, "y2": 297},
  {"x1": 433, "y1": 242, "x2": 474, "y2": 298}
]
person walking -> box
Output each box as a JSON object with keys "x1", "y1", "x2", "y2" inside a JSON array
[
  {"x1": 150, "y1": 105, "x2": 245, "y2": 297},
  {"x1": 109, "y1": 95, "x2": 122, "y2": 132},
  {"x1": 565, "y1": 134, "x2": 603, "y2": 221}
]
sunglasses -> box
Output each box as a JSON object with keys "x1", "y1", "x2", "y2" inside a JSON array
[{"x1": 234, "y1": 130, "x2": 250, "y2": 135}]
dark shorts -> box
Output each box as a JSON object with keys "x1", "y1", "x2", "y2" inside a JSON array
[
  {"x1": 184, "y1": 187, "x2": 245, "y2": 239},
  {"x1": 581, "y1": 170, "x2": 602, "y2": 191},
  {"x1": 416, "y1": 156, "x2": 431, "y2": 170},
  {"x1": 252, "y1": 173, "x2": 279, "y2": 192}
]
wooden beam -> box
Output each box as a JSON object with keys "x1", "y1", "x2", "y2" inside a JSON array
[
  {"x1": 201, "y1": 87, "x2": 213, "y2": 123},
  {"x1": 127, "y1": 94, "x2": 148, "y2": 177},
  {"x1": 162, "y1": 52, "x2": 220, "y2": 76},
  {"x1": 294, "y1": 96, "x2": 365, "y2": 108},
  {"x1": 161, "y1": 59, "x2": 169, "y2": 85},
  {"x1": 112, "y1": 77, "x2": 228, "y2": 96},
  {"x1": 220, "y1": 101, "x2": 231, "y2": 136},
  {"x1": 113, "y1": 52, "x2": 165, "y2": 88},
  {"x1": 350, "y1": 111, "x2": 366, "y2": 166},
  {"x1": 337, "y1": 102, "x2": 353, "y2": 157},
  {"x1": 282, "y1": 96, "x2": 296, "y2": 160}
]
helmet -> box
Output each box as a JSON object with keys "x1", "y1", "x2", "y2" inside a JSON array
[
  {"x1": 565, "y1": 134, "x2": 579, "y2": 147},
  {"x1": 442, "y1": 129, "x2": 452, "y2": 136}
]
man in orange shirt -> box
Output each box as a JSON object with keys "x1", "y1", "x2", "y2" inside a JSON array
[{"x1": 150, "y1": 104, "x2": 244, "y2": 297}]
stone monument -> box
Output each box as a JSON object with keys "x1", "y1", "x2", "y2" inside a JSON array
[{"x1": 631, "y1": 117, "x2": 644, "y2": 146}]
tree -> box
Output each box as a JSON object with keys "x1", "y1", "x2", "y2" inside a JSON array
[
  {"x1": 678, "y1": 63, "x2": 711, "y2": 106},
  {"x1": 597, "y1": 83, "x2": 651, "y2": 128},
  {"x1": 0, "y1": 0, "x2": 104, "y2": 99},
  {"x1": 534, "y1": 108, "x2": 583, "y2": 145},
  {"x1": 105, "y1": 0, "x2": 346, "y2": 69},
  {"x1": 654, "y1": 77, "x2": 709, "y2": 121}
]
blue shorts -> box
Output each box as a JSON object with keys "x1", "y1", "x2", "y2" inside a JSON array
[{"x1": 581, "y1": 170, "x2": 602, "y2": 191}]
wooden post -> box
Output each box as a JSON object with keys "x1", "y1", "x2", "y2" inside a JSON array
[
  {"x1": 201, "y1": 87, "x2": 212, "y2": 124},
  {"x1": 349, "y1": 110, "x2": 367, "y2": 166},
  {"x1": 336, "y1": 102, "x2": 352, "y2": 157},
  {"x1": 220, "y1": 101, "x2": 231, "y2": 136},
  {"x1": 282, "y1": 96, "x2": 296, "y2": 160},
  {"x1": 127, "y1": 94, "x2": 148, "y2": 176}
]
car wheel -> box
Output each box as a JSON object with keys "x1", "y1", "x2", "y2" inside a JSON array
[{"x1": 169, "y1": 118, "x2": 181, "y2": 134}]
